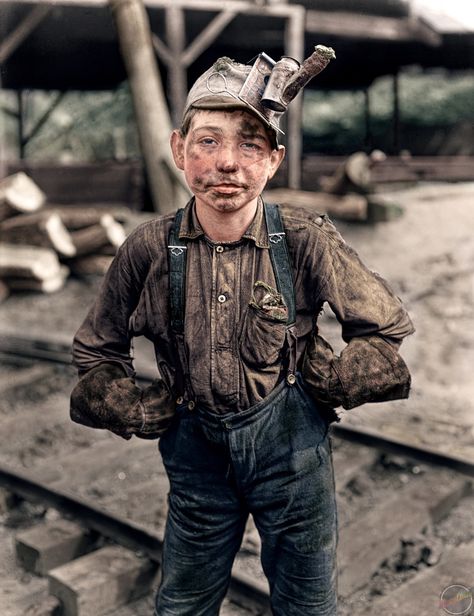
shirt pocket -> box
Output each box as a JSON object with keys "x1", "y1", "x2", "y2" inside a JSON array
[{"x1": 239, "y1": 281, "x2": 288, "y2": 369}]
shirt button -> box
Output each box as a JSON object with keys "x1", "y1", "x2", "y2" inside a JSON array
[
  {"x1": 224, "y1": 421, "x2": 232, "y2": 430},
  {"x1": 218, "y1": 294, "x2": 226, "y2": 303},
  {"x1": 216, "y1": 245, "x2": 224, "y2": 253},
  {"x1": 315, "y1": 216, "x2": 324, "y2": 226}
]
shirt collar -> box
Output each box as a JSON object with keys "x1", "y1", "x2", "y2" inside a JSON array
[{"x1": 178, "y1": 197, "x2": 269, "y2": 248}]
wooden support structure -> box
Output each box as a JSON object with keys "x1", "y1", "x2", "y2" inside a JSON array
[
  {"x1": 0, "y1": 4, "x2": 51, "y2": 64},
  {"x1": 109, "y1": 0, "x2": 189, "y2": 213}
]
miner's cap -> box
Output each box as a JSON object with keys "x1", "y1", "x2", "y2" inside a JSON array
[{"x1": 182, "y1": 54, "x2": 284, "y2": 149}]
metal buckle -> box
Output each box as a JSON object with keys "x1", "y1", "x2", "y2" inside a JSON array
[
  {"x1": 168, "y1": 245, "x2": 187, "y2": 257},
  {"x1": 269, "y1": 232, "x2": 285, "y2": 244}
]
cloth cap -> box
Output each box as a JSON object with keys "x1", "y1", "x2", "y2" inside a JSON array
[{"x1": 182, "y1": 55, "x2": 284, "y2": 148}]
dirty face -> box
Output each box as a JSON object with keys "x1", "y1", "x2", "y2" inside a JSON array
[{"x1": 170, "y1": 109, "x2": 285, "y2": 216}]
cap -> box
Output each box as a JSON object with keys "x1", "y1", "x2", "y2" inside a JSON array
[{"x1": 182, "y1": 53, "x2": 283, "y2": 148}]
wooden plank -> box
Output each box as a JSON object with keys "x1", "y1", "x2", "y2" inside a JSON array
[
  {"x1": 357, "y1": 541, "x2": 474, "y2": 616},
  {"x1": 48, "y1": 544, "x2": 158, "y2": 616},
  {"x1": 16, "y1": 519, "x2": 98, "y2": 575},
  {"x1": 338, "y1": 472, "x2": 472, "y2": 597}
]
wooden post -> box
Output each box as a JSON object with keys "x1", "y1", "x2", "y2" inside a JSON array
[
  {"x1": 165, "y1": 7, "x2": 187, "y2": 127},
  {"x1": 392, "y1": 71, "x2": 400, "y2": 154},
  {"x1": 364, "y1": 87, "x2": 372, "y2": 150},
  {"x1": 284, "y1": 7, "x2": 305, "y2": 190},
  {"x1": 17, "y1": 91, "x2": 25, "y2": 159},
  {"x1": 110, "y1": 0, "x2": 189, "y2": 213}
]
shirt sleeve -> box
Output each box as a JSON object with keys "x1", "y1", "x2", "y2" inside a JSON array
[
  {"x1": 72, "y1": 224, "x2": 152, "y2": 377},
  {"x1": 313, "y1": 216, "x2": 414, "y2": 344}
]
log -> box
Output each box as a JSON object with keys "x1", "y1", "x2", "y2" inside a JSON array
[
  {"x1": 5, "y1": 266, "x2": 69, "y2": 293},
  {"x1": 263, "y1": 187, "x2": 368, "y2": 221},
  {"x1": 0, "y1": 279, "x2": 9, "y2": 304},
  {"x1": 45, "y1": 206, "x2": 132, "y2": 230},
  {"x1": 0, "y1": 243, "x2": 62, "y2": 280},
  {"x1": 67, "y1": 255, "x2": 114, "y2": 276},
  {"x1": 70, "y1": 215, "x2": 126, "y2": 256},
  {"x1": 0, "y1": 172, "x2": 46, "y2": 222},
  {"x1": 0, "y1": 212, "x2": 76, "y2": 257}
]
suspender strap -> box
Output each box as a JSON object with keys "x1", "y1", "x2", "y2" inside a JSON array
[
  {"x1": 167, "y1": 208, "x2": 190, "y2": 398},
  {"x1": 264, "y1": 202, "x2": 298, "y2": 381},
  {"x1": 264, "y1": 202, "x2": 296, "y2": 326},
  {"x1": 168, "y1": 208, "x2": 187, "y2": 335}
]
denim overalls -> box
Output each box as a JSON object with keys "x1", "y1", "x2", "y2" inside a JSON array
[{"x1": 156, "y1": 204, "x2": 338, "y2": 615}]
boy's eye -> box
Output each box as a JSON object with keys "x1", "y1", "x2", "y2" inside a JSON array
[
  {"x1": 199, "y1": 137, "x2": 217, "y2": 145},
  {"x1": 242, "y1": 142, "x2": 261, "y2": 151}
]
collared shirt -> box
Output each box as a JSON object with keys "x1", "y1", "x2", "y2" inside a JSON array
[{"x1": 72, "y1": 198, "x2": 414, "y2": 413}]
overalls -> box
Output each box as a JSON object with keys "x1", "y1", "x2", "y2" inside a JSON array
[{"x1": 155, "y1": 204, "x2": 338, "y2": 615}]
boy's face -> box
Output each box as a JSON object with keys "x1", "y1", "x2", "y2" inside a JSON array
[{"x1": 170, "y1": 109, "x2": 285, "y2": 216}]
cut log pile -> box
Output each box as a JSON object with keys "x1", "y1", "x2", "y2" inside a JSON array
[{"x1": 0, "y1": 172, "x2": 128, "y2": 302}]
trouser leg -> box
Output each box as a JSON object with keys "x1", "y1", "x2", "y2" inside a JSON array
[
  {"x1": 244, "y1": 382, "x2": 338, "y2": 615},
  {"x1": 155, "y1": 411, "x2": 247, "y2": 616}
]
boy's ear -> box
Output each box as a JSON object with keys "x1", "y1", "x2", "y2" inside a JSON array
[
  {"x1": 170, "y1": 130, "x2": 185, "y2": 170},
  {"x1": 268, "y1": 145, "x2": 286, "y2": 181}
]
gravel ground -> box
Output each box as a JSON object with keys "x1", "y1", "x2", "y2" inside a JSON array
[{"x1": 0, "y1": 181, "x2": 473, "y2": 613}]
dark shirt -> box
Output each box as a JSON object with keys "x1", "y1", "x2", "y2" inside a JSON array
[{"x1": 72, "y1": 198, "x2": 414, "y2": 413}]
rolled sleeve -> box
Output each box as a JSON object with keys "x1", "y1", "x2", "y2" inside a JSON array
[
  {"x1": 72, "y1": 224, "x2": 151, "y2": 377},
  {"x1": 314, "y1": 218, "x2": 414, "y2": 343}
]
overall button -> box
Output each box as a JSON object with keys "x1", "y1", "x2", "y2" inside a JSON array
[
  {"x1": 217, "y1": 294, "x2": 226, "y2": 303},
  {"x1": 216, "y1": 245, "x2": 224, "y2": 253},
  {"x1": 187, "y1": 400, "x2": 196, "y2": 411},
  {"x1": 176, "y1": 396, "x2": 184, "y2": 405},
  {"x1": 223, "y1": 421, "x2": 232, "y2": 430},
  {"x1": 287, "y1": 373, "x2": 296, "y2": 385}
]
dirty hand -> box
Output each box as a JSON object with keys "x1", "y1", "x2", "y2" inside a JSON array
[
  {"x1": 70, "y1": 363, "x2": 175, "y2": 440},
  {"x1": 303, "y1": 332, "x2": 411, "y2": 411}
]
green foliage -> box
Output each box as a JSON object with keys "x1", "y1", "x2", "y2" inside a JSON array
[{"x1": 303, "y1": 68, "x2": 474, "y2": 154}]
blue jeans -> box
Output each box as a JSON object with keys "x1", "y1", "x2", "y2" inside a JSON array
[{"x1": 155, "y1": 377, "x2": 338, "y2": 615}]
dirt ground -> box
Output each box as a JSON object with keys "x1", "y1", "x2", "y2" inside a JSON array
[
  {"x1": 318, "y1": 181, "x2": 474, "y2": 461},
  {"x1": 0, "y1": 180, "x2": 473, "y2": 614}
]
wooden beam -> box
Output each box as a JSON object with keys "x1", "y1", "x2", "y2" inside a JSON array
[
  {"x1": 165, "y1": 6, "x2": 187, "y2": 125},
  {"x1": 181, "y1": 10, "x2": 237, "y2": 67},
  {"x1": 306, "y1": 10, "x2": 436, "y2": 44},
  {"x1": 0, "y1": 5, "x2": 51, "y2": 64},
  {"x1": 151, "y1": 32, "x2": 174, "y2": 66}
]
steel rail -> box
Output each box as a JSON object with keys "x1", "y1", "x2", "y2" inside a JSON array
[
  {"x1": 0, "y1": 463, "x2": 270, "y2": 613},
  {"x1": 333, "y1": 424, "x2": 474, "y2": 478},
  {"x1": 2, "y1": 332, "x2": 473, "y2": 477}
]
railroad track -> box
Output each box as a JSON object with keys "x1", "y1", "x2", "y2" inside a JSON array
[{"x1": 0, "y1": 334, "x2": 473, "y2": 616}]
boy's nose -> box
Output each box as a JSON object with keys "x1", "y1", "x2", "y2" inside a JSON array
[{"x1": 216, "y1": 145, "x2": 239, "y2": 172}]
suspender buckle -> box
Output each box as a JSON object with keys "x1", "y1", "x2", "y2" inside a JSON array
[
  {"x1": 168, "y1": 245, "x2": 187, "y2": 257},
  {"x1": 269, "y1": 232, "x2": 285, "y2": 244}
]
